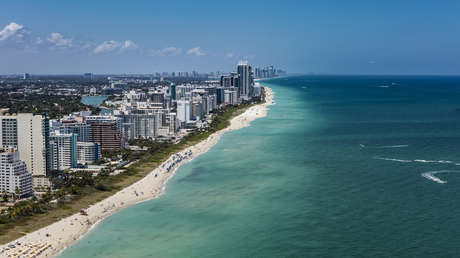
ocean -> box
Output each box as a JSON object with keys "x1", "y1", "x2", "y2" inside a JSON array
[{"x1": 61, "y1": 76, "x2": 460, "y2": 257}]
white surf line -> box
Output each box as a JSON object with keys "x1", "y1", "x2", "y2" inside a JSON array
[{"x1": 421, "y1": 170, "x2": 460, "y2": 184}]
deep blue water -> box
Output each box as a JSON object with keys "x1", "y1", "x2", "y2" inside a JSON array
[{"x1": 61, "y1": 76, "x2": 460, "y2": 257}]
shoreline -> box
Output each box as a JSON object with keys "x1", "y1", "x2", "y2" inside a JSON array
[{"x1": 1, "y1": 87, "x2": 274, "y2": 258}]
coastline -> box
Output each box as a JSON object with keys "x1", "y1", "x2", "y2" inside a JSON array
[{"x1": 1, "y1": 87, "x2": 274, "y2": 258}]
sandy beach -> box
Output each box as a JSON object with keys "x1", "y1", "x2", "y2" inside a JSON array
[{"x1": 0, "y1": 87, "x2": 274, "y2": 258}]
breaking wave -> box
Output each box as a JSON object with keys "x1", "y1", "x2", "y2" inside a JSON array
[{"x1": 421, "y1": 170, "x2": 460, "y2": 184}]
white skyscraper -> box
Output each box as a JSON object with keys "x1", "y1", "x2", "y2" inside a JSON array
[
  {"x1": 0, "y1": 148, "x2": 33, "y2": 198},
  {"x1": 16, "y1": 113, "x2": 50, "y2": 177},
  {"x1": 0, "y1": 112, "x2": 50, "y2": 177},
  {"x1": 50, "y1": 133, "x2": 77, "y2": 170},
  {"x1": 177, "y1": 100, "x2": 192, "y2": 124}
]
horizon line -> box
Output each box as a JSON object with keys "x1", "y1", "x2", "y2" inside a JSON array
[{"x1": 2, "y1": 73, "x2": 460, "y2": 77}]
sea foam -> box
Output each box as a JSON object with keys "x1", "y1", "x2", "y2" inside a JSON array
[{"x1": 420, "y1": 170, "x2": 460, "y2": 184}]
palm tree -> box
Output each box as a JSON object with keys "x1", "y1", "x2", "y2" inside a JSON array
[
  {"x1": 13, "y1": 187, "x2": 21, "y2": 201},
  {"x1": 15, "y1": 187, "x2": 21, "y2": 199},
  {"x1": 1, "y1": 190, "x2": 8, "y2": 202}
]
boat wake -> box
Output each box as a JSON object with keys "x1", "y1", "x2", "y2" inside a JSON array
[
  {"x1": 361, "y1": 144, "x2": 408, "y2": 149},
  {"x1": 421, "y1": 170, "x2": 460, "y2": 184},
  {"x1": 414, "y1": 159, "x2": 453, "y2": 164},
  {"x1": 377, "y1": 145, "x2": 409, "y2": 148},
  {"x1": 375, "y1": 157, "x2": 412, "y2": 163},
  {"x1": 375, "y1": 157, "x2": 456, "y2": 165}
]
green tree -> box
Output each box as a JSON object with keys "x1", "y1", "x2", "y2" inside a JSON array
[{"x1": 1, "y1": 190, "x2": 8, "y2": 202}]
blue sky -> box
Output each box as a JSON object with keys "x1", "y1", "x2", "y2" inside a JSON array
[{"x1": 1, "y1": 0, "x2": 460, "y2": 74}]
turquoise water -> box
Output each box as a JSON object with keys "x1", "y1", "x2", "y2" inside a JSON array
[
  {"x1": 61, "y1": 76, "x2": 460, "y2": 257},
  {"x1": 81, "y1": 95, "x2": 108, "y2": 107},
  {"x1": 81, "y1": 95, "x2": 113, "y2": 115}
]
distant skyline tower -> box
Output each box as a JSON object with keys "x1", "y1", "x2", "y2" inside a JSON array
[{"x1": 83, "y1": 73, "x2": 93, "y2": 80}]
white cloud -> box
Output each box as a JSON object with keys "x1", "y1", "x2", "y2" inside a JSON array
[
  {"x1": 186, "y1": 47, "x2": 205, "y2": 56},
  {"x1": 151, "y1": 47, "x2": 182, "y2": 56},
  {"x1": 94, "y1": 40, "x2": 137, "y2": 54},
  {"x1": 122, "y1": 40, "x2": 137, "y2": 50},
  {"x1": 94, "y1": 40, "x2": 120, "y2": 54},
  {"x1": 47, "y1": 32, "x2": 72, "y2": 48},
  {"x1": 0, "y1": 22, "x2": 28, "y2": 41},
  {"x1": 225, "y1": 52, "x2": 234, "y2": 58}
]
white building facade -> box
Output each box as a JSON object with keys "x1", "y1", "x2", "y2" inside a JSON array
[{"x1": 0, "y1": 148, "x2": 33, "y2": 198}]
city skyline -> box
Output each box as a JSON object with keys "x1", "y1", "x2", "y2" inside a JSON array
[{"x1": 2, "y1": 1, "x2": 460, "y2": 75}]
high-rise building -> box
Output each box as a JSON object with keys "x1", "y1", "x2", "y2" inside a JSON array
[
  {"x1": 118, "y1": 112, "x2": 160, "y2": 140},
  {"x1": 0, "y1": 113, "x2": 50, "y2": 177},
  {"x1": 170, "y1": 84, "x2": 176, "y2": 100},
  {"x1": 23, "y1": 73, "x2": 30, "y2": 80},
  {"x1": 150, "y1": 91, "x2": 165, "y2": 108},
  {"x1": 215, "y1": 87, "x2": 225, "y2": 105},
  {"x1": 86, "y1": 116, "x2": 122, "y2": 150},
  {"x1": 191, "y1": 101, "x2": 204, "y2": 121},
  {"x1": 59, "y1": 121, "x2": 91, "y2": 142},
  {"x1": 0, "y1": 115, "x2": 18, "y2": 148},
  {"x1": 17, "y1": 113, "x2": 51, "y2": 177},
  {"x1": 237, "y1": 61, "x2": 252, "y2": 100},
  {"x1": 77, "y1": 142, "x2": 100, "y2": 165},
  {"x1": 220, "y1": 72, "x2": 239, "y2": 88},
  {"x1": 176, "y1": 100, "x2": 192, "y2": 125},
  {"x1": 50, "y1": 133, "x2": 77, "y2": 170},
  {"x1": 224, "y1": 88, "x2": 238, "y2": 105},
  {"x1": 0, "y1": 148, "x2": 33, "y2": 198},
  {"x1": 165, "y1": 113, "x2": 179, "y2": 134}
]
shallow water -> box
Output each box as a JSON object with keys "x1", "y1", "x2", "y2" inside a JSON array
[{"x1": 61, "y1": 76, "x2": 460, "y2": 257}]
